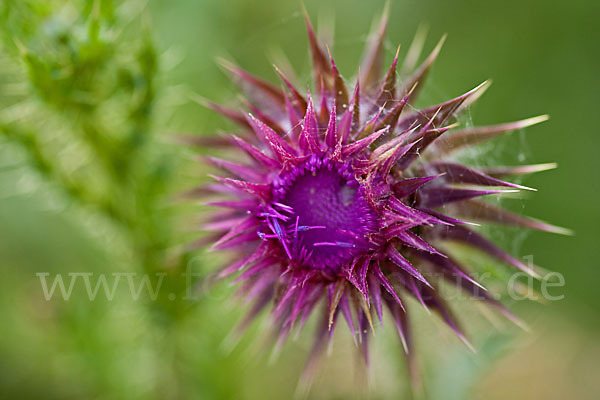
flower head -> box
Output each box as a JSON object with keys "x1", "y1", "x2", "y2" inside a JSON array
[{"x1": 190, "y1": 7, "x2": 563, "y2": 382}]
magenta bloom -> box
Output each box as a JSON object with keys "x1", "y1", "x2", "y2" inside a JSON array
[{"x1": 191, "y1": 9, "x2": 562, "y2": 380}]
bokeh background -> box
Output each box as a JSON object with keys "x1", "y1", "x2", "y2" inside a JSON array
[{"x1": 1, "y1": 0, "x2": 599, "y2": 399}]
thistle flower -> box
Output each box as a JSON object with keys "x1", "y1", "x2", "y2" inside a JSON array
[{"x1": 189, "y1": 7, "x2": 564, "y2": 382}]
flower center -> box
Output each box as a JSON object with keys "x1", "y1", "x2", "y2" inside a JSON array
[{"x1": 272, "y1": 156, "x2": 377, "y2": 272}]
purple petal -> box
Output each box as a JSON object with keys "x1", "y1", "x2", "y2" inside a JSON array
[
  {"x1": 342, "y1": 127, "x2": 388, "y2": 158},
  {"x1": 324, "y1": 99, "x2": 338, "y2": 150},
  {"x1": 386, "y1": 246, "x2": 432, "y2": 288},
  {"x1": 368, "y1": 273, "x2": 384, "y2": 325},
  {"x1": 424, "y1": 162, "x2": 536, "y2": 191},
  {"x1": 371, "y1": 261, "x2": 405, "y2": 311},
  {"x1": 433, "y1": 115, "x2": 549, "y2": 155},
  {"x1": 203, "y1": 156, "x2": 264, "y2": 182},
  {"x1": 359, "y1": 2, "x2": 389, "y2": 91},
  {"x1": 247, "y1": 114, "x2": 297, "y2": 163},
  {"x1": 395, "y1": 230, "x2": 444, "y2": 256},
  {"x1": 479, "y1": 162, "x2": 557, "y2": 178},
  {"x1": 417, "y1": 186, "x2": 518, "y2": 208},
  {"x1": 431, "y1": 225, "x2": 541, "y2": 277},
  {"x1": 299, "y1": 92, "x2": 322, "y2": 154},
  {"x1": 374, "y1": 45, "x2": 400, "y2": 107},
  {"x1": 230, "y1": 135, "x2": 281, "y2": 169},
  {"x1": 329, "y1": 52, "x2": 349, "y2": 114},
  {"x1": 192, "y1": 95, "x2": 251, "y2": 129},
  {"x1": 446, "y1": 199, "x2": 572, "y2": 235},
  {"x1": 398, "y1": 81, "x2": 490, "y2": 131},
  {"x1": 398, "y1": 35, "x2": 446, "y2": 105},
  {"x1": 211, "y1": 175, "x2": 272, "y2": 201},
  {"x1": 393, "y1": 175, "x2": 440, "y2": 198},
  {"x1": 273, "y1": 64, "x2": 308, "y2": 114},
  {"x1": 218, "y1": 58, "x2": 285, "y2": 105},
  {"x1": 211, "y1": 217, "x2": 260, "y2": 250},
  {"x1": 302, "y1": 8, "x2": 332, "y2": 92}
]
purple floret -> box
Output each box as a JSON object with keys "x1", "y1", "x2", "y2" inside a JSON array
[
  {"x1": 272, "y1": 156, "x2": 377, "y2": 272},
  {"x1": 187, "y1": 6, "x2": 565, "y2": 385}
]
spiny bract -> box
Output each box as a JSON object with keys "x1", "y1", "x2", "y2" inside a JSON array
[{"x1": 189, "y1": 8, "x2": 562, "y2": 381}]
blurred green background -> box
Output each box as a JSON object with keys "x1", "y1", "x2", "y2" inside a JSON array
[{"x1": 1, "y1": 0, "x2": 599, "y2": 399}]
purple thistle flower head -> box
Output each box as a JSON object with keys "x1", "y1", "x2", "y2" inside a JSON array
[{"x1": 189, "y1": 6, "x2": 565, "y2": 383}]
